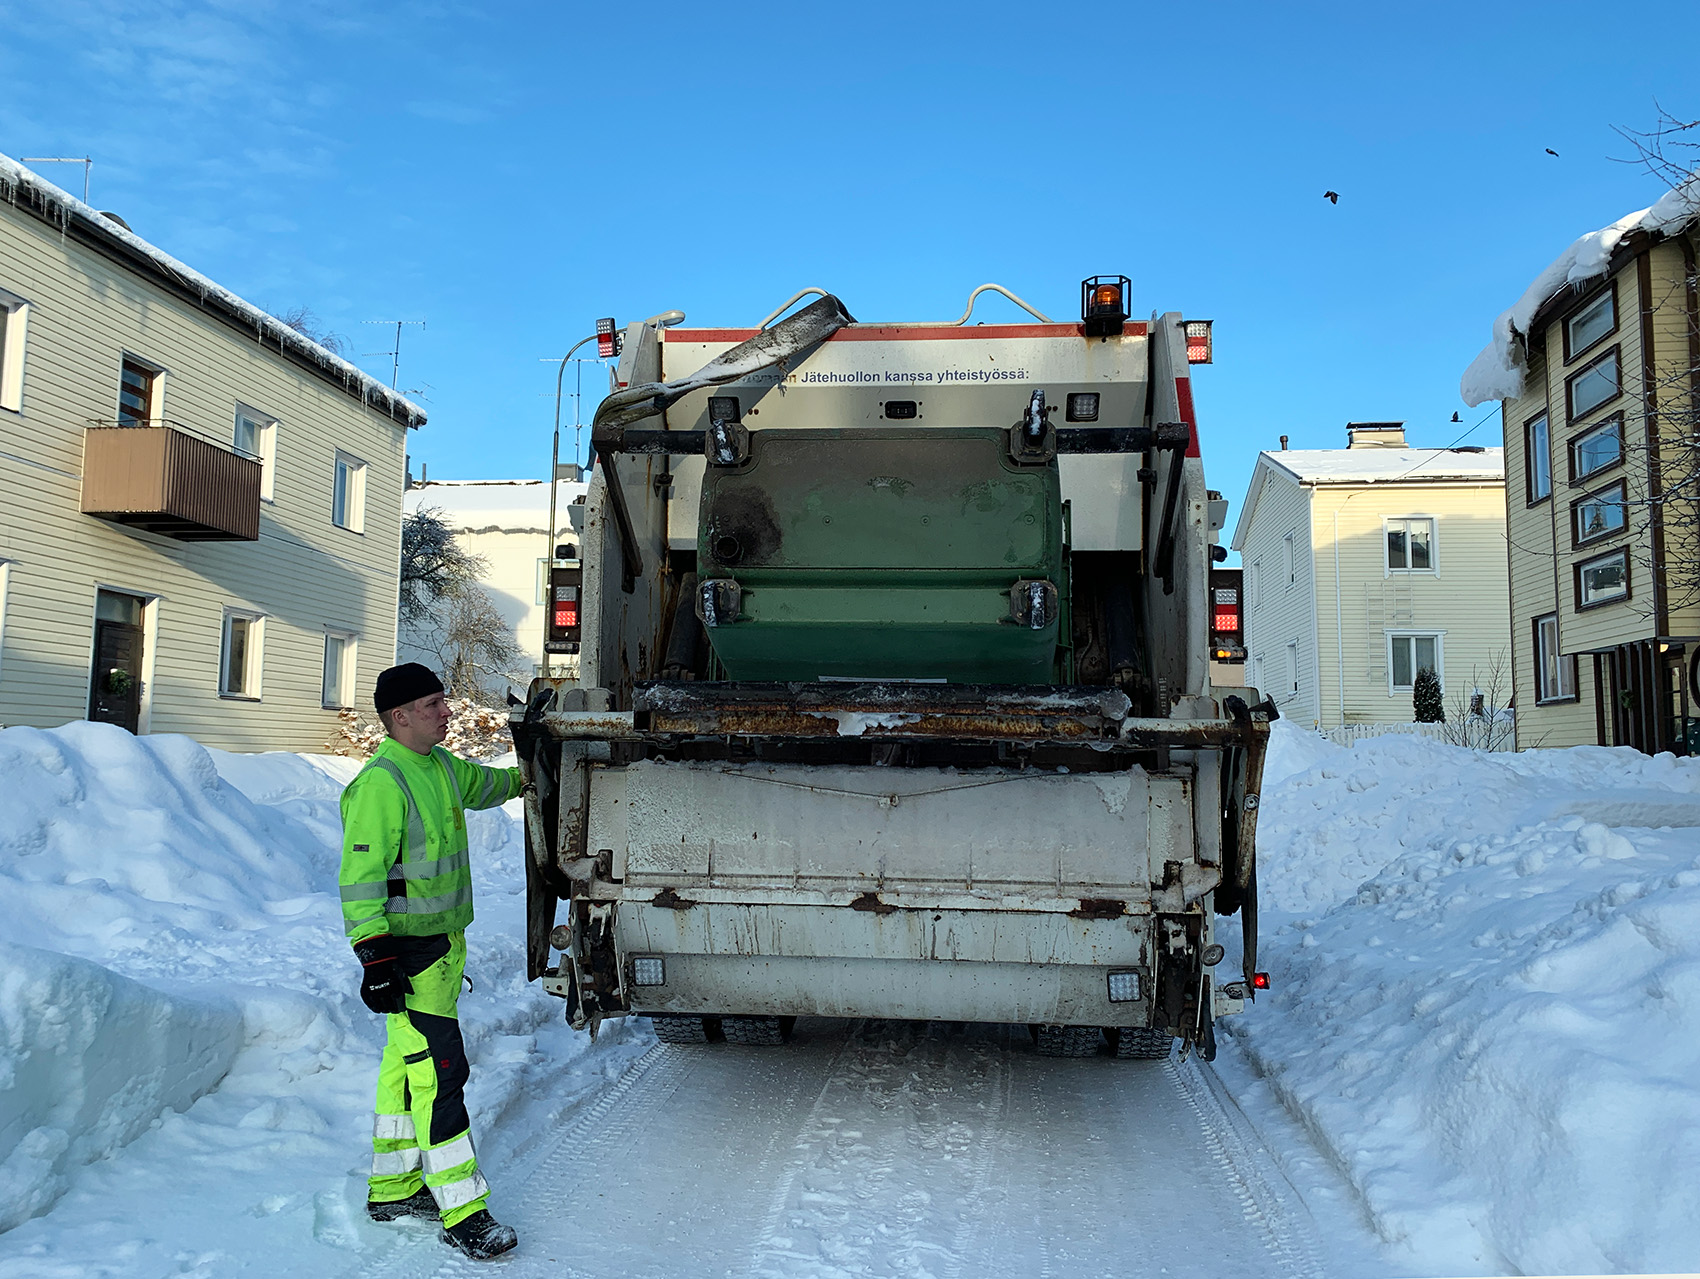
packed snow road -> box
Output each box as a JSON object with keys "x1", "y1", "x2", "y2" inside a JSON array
[{"x1": 347, "y1": 1018, "x2": 1325, "y2": 1279}]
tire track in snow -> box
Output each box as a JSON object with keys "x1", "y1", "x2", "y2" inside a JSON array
[{"x1": 1168, "y1": 1053, "x2": 1326, "y2": 1279}]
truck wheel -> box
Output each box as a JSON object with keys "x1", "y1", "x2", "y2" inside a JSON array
[
  {"x1": 1034, "y1": 1025, "x2": 1103, "y2": 1058},
  {"x1": 721, "y1": 1015, "x2": 788, "y2": 1046},
  {"x1": 650, "y1": 1015, "x2": 711, "y2": 1044},
  {"x1": 1115, "y1": 1027, "x2": 1173, "y2": 1060}
]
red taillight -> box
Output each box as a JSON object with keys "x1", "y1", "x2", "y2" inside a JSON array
[
  {"x1": 1252, "y1": 972, "x2": 1270, "y2": 990},
  {"x1": 1185, "y1": 319, "x2": 1214, "y2": 364},
  {"x1": 554, "y1": 599, "x2": 578, "y2": 630},
  {"x1": 596, "y1": 316, "x2": 618, "y2": 359},
  {"x1": 1213, "y1": 608, "x2": 1240, "y2": 632}
]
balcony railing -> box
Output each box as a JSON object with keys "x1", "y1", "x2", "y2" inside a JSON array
[{"x1": 81, "y1": 419, "x2": 262, "y2": 541}]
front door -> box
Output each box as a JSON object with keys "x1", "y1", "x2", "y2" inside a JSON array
[{"x1": 89, "y1": 590, "x2": 146, "y2": 732}]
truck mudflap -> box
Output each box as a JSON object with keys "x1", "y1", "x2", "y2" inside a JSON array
[{"x1": 510, "y1": 679, "x2": 1274, "y2": 1052}]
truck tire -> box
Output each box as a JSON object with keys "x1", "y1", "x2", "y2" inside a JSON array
[
  {"x1": 721, "y1": 1015, "x2": 788, "y2": 1046},
  {"x1": 1034, "y1": 1025, "x2": 1103, "y2": 1058},
  {"x1": 1115, "y1": 1027, "x2": 1173, "y2": 1060},
  {"x1": 650, "y1": 1015, "x2": 711, "y2": 1044}
]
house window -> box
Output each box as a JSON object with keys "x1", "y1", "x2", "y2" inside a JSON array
[
  {"x1": 0, "y1": 286, "x2": 28, "y2": 412},
  {"x1": 0, "y1": 559, "x2": 11, "y2": 683},
  {"x1": 1566, "y1": 347, "x2": 1619, "y2": 422},
  {"x1": 1386, "y1": 517, "x2": 1436, "y2": 573},
  {"x1": 323, "y1": 632, "x2": 356, "y2": 709},
  {"x1": 1283, "y1": 533, "x2": 1296, "y2": 587},
  {"x1": 1576, "y1": 548, "x2": 1629, "y2": 610},
  {"x1": 220, "y1": 610, "x2": 264, "y2": 699},
  {"x1": 1389, "y1": 633, "x2": 1442, "y2": 692},
  {"x1": 333, "y1": 452, "x2": 367, "y2": 532},
  {"x1": 1524, "y1": 413, "x2": 1551, "y2": 503},
  {"x1": 1534, "y1": 613, "x2": 1576, "y2": 703},
  {"x1": 1564, "y1": 289, "x2": 1616, "y2": 362},
  {"x1": 118, "y1": 355, "x2": 162, "y2": 426},
  {"x1": 234, "y1": 405, "x2": 278, "y2": 502},
  {"x1": 1572, "y1": 481, "x2": 1627, "y2": 546},
  {"x1": 1252, "y1": 559, "x2": 1263, "y2": 605},
  {"x1": 1569, "y1": 415, "x2": 1622, "y2": 482},
  {"x1": 1285, "y1": 641, "x2": 1298, "y2": 697}
]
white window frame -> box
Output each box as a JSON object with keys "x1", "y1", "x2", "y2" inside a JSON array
[
  {"x1": 1577, "y1": 547, "x2": 1629, "y2": 609},
  {"x1": 1534, "y1": 613, "x2": 1576, "y2": 703},
  {"x1": 1572, "y1": 480, "x2": 1627, "y2": 547},
  {"x1": 0, "y1": 286, "x2": 29, "y2": 413},
  {"x1": 322, "y1": 630, "x2": 357, "y2": 709},
  {"x1": 1569, "y1": 416, "x2": 1623, "y2": 482},
  {"x1": 1386, "y1": 630, "x2": 1444, "y2": 694},
  {"x1": 234, "y1": 404, "x2": 278, "y2": 502},
  {"x1": 1384, "y1": 516, "x2": 1439, "y2": 576},
  {"x1": 1565, "y1": 291, "x2": 1615, "y2": 360},
  {"x1": 1567, "y1": 348, "x2": 1619, "y2": 422},
  {"x1": 1283, "y1": 533, "x2": 1296, "y2": 588},
  {"x1": 0, "y1": 558, "x2": 12, "y2": 683},
  {"x1": 1285, "y1": 641, "x2": 1299, "y2": 699},
  {"x1": 1525, "y1": 413, "x2": 1551, "y2": 503},
  {"x1": 117, "y1": 351, "x2": 166, "y2": 425},
  {"x1": 332, "y1": 451, "x2": 367, "y2": 533},
  {"x1": 1252, "y1": 559, "x2": 1263, "y2": 605},
  {"x1": 220, "y1": 609, "x2": 265, "y2": 701}
]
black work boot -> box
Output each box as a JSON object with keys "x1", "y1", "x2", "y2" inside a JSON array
[
  {"x1": 441, "y1": 1208, "x2": 518, "y2": 1260},
  {"x1": 367, "y1": 1187, "x2": 438, "y2": 1222}
]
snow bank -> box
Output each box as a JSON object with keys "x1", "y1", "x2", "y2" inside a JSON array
[
  {"x1": 0, "y1": 721, "x2": 568, "y2": 1253},
  {"x1": 1233, "y1": 722, "x2": 1700, "y2": 1274},
  {"x1": 1461, "y1": 170, "x2": 1700, "y2": 406},
  {"x1": 0, "y1": 945, "x2": 240, "y2": 1233}
]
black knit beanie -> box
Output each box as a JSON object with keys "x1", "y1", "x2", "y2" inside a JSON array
[{"x1": 374, "y1": 663, "x2": 445, "y2": 714}]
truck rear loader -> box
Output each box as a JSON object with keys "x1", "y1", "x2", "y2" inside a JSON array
[{"x1": 510, "y1": 279, "x2": 1274, "y2": 1060}]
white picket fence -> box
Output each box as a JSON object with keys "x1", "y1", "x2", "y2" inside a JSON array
[{"x1": 1316, "y1": 720, "x2": 1513, "y2": 751}]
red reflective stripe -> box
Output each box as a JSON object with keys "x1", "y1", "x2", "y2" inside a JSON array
[
  {"x1": 664, "y1": 322, "x2": 1149, "y2": 344},
  {"x1": 1174, "y1": 378, "x2": 1200, "y2": 457}
]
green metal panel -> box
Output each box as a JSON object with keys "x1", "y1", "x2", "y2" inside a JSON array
[{"x1": 698, "y1": 428, "x2": 1064, "y2": 682}]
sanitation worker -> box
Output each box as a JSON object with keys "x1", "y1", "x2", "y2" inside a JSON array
[{"x1": 339, "y1": 663, "x2": 524, "y2": 1260}]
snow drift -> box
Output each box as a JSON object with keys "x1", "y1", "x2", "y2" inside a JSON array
[{"x1": 1230, "y1": 722, "x2": 1700, "y2": 1275}]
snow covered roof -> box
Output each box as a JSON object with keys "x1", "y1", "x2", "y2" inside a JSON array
[
  {"x1": 404, "y1": 478, "x2": 587, "y2": 530},
  {"x1": 0, "y1": 152, "x2": 425, "y2": 428},
  {"x1": 1460, "y1": 171, "x2": 1700, "y2": 407},
  {"x1": 1231, "y1": 447, "x2": 1504, "y2": 550}
]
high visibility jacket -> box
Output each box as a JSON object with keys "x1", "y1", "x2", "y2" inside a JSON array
[{"x1": 339, "y1": 739, "x2": 522, "y2": 945}]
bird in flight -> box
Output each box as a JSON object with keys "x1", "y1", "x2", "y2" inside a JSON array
[
  {"x1": 1323, "y1": 190, "x2": 1339, "y2": 204},
  {"x1": 1545, "y1": 148, "x2": 1559, "y2": 157}
]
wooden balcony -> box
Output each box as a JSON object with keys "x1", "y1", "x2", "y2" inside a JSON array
[{"x1": 81, "y1": 421, "x2": 262, "y2": 541}]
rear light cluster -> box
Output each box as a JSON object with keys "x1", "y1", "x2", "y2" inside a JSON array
[
  {"x1": 596, "y1": 316, "x2": 621, "y2": 359},
  {"x1": 1185, "y1": 319, "x2": 1214, "y2": 364}
]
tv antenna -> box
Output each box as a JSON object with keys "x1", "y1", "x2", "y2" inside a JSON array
[
  {"x1": 21, "y1": 156, "x2": 92, "y2": 203},
  {"x1": 362, "y1": 319, "x2": 425, "y2": 389}
]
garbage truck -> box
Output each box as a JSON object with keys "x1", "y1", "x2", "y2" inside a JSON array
[{"x1": 509, "y1": 279, "x2": 1275, "y2": 1060}]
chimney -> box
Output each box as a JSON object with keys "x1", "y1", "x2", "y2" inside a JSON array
[
  {"x1": 1346, "y1": 421, "x2": 1406, "y2": 449},
  {"x1": 1279, "y1": 435, "x2": 1289, "y2": 451}
]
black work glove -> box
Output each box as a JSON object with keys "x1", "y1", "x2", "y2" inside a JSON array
[{"x1": 354, "y1": 936, "x2": 413, "y2": 1014}]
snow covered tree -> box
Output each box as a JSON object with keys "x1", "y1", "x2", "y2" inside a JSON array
[{"x1": 1413, "y1": 666, "x2": 1445, "y2": 723}]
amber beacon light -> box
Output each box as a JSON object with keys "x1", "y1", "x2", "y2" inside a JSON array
[{"x1": 1080, "y1": 274, "x2": 1130, "y2": 337}]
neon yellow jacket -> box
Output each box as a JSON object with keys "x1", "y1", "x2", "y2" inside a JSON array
[{"x1": 338, "y1": 738, "x2": 522, "y2": 946}]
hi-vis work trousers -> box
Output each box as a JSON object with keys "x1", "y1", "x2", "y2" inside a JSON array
[{"x1": 366, "y1": 931, "x2": 489, "y2": 1227}]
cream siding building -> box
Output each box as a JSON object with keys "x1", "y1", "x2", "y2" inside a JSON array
[
  {"x1": 1463, "y1": 204, "x2": 1699, "y2": 754},
  {"x1": 1231, "y1": 425, "x2": 1509, "y2": 728},
  {"x1": 0, "y1": 154, "x2": 424, "y2": 752}
]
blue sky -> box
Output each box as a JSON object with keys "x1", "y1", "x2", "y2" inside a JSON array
[{"x1": 4, "y1": 0, "x2": 1696, "y2": 543}]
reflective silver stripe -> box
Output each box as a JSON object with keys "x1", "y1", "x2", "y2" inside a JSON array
[
  {"x1": 372, "y1": 1147, "x2": 422, "y2": 1175},
  {"x1": 343, "y1": 909, "x2": 385, "y2": 937},
  {"x1": 421, "y1": 1133, "x2": 476, "y2": 1176},
  {"x1": 340, "y1": 882, "x2": 389, "y2": 902},
  {"x1": 384, "y1": 885, "x2": 474, "y2": 915},
  {"x1": 367, "y1": 758, "x2": 429, "y2": 863},
  {"x1": 431, "y1": 1170, "x2": 490, "y2": 1213},
  {"x1": 434, "y1": 749, "x2": 466, "y2": 811},
  {"x1": 373, "y1": 1113, "x2": 416, "y2": 1141},
  {"x1": 392, "y1": 850, "x2": 470, "y2": 881}
]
